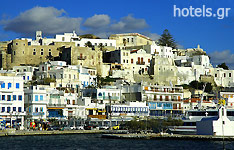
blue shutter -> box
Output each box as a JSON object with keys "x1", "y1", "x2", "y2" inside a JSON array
[
  {"x1": 40, "y1": 95, "x2": 43, "y2": 101},
  {"x1": 8, "y1": 83, "x2": 12, "y2": 89},
  {"x1": 1, "y1": 83, "x2": 5, "y2": 88},
  {"x1": 13, "y1": 95, "x2": 16, "y2": 101},
  {"x1": 18, "y1": 107, "x2": 22, "y2": 112},
  {"x1": 16, "y1": 83, "x2": 20, "y2": 89},
  {"x1": 35, "y1": 95, "x2": 38, "y2": 101}
]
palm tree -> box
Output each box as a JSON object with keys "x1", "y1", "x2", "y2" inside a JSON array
[{"x1": 46, "y1": 53, "x2": 54, "y2": 61}]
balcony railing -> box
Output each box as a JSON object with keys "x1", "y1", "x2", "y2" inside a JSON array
[
  {"x1": 47, "y1": 104, "x2": 66, "y2": 107},
  {"x1": 77, "y1": 56, "x2": 87, "y2": 60},
  {"x1": 136, "y1": 61, "x2": 145, "y2": 65},
  {"x1": 88, "y1": 115, "x2": 106, "y2": 119}
]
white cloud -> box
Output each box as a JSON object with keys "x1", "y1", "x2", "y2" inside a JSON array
[
  {"x1": 209, "y1": 50, "x2": 234, "y2": 69},
  {"x1": 1, "y1": 7, "x2": 159, "y2": 40},
  {"x1": 0, "y1": 6, "x2": 82, "y2": 36},
  {"x1": 83, "y1": 14, "x2": 110, "y2": 28},
  {"x1": 110, "y1": 14, "x2": 148, "y2": 32}
]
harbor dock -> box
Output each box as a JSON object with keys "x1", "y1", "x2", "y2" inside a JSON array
[{"x1": 102, "y1": 133, "x2": 234, "y2": 141}]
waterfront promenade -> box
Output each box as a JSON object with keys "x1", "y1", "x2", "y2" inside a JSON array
[{"x1": 0, "y1": 129, "x2": 106, "y2": 136}]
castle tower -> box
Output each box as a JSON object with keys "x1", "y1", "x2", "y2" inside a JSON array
[{"x1": 36, "y1": 31, "x2": 42, "y2": 41}]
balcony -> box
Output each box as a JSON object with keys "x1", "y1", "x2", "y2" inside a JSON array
[
  {"x1": 88, "y1": 115, "x2": 106, "y2": 119},
  {"x1": 77, "y1": 56, "x2": 87, "y2": 60},
  {"x1": 47, "y1": 104, "x2": 66, "y2": 107},
  {"x1": 136, "y1": 61, "x2": 145, "y2": 65},
  {"x1": 32, "y1": 112, "x2": 45, "y2": 116}
]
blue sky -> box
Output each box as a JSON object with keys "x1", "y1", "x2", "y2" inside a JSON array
[{"x1": 0, "y1": 0, "x2": 234, "y2": 68}]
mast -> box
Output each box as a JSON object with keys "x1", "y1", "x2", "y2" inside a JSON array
[{"x1": 199, "y1": 82, "x2": 207, "y2": 109}]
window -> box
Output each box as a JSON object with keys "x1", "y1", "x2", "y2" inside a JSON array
[
  {"x1": 13, "y1": 107, "x2": 16, "y2": 111},
  {"x1": 27, "y1": 76, "x2": 29, "y2": 80},
  {"x1": 229, "y1": 73, "x2": 232, "y2": 77},
  {"x1": 1, "y1": 82, "x2": 5, "y2": 88},
  {"x1": 33, "y1": 49, "x2": 36, "y2": 55},
  {"x1": 131, "y1": 59, "x2": 133, "y2": 64},
  {"x1": 40, "y1": 95, "x2": 43, "y2": 101},
  {"x1": 62, "y1": 37, "x2": 65, "y2": 41},
  {"x1": 41, "y1": 52, "x2": 43, "y2": 55},
  {"x1": 40, "y1": 107, "x2": 43, "y2": 112},
  {"x1": 49, "y1": 52, "x2": 52, "y2": 55},
  {"x1": 7, "y1": 95, "x2": 11, "y2": 101},
  {"x1": 18, "y1": 107, "x2": 22, "y2": 112},
  {"x1": 14, "y1": 51, "x2": 16, "y2": 55},
  {"x1": 224, "y1": 73, "x2": 226, "y2": 77},
  {"x1": 126, "y1": 52, "x2": 128, "y2": 56},
  {"x1": 16, "y1": 83, "x2": 20, "y2": 89},
  {"x1": 67, "y1": 100, "x2": 70, "y2": 104},
  {"x1": 126, "y1": 60, "x2": 128, "y2": 63},
  {"x1": 123, "y1": 52, "x2": 125, "y2": 56},
  {"x1": 23, "y1": 76, "x2": 25, "y2": 80},
  {"x1": 2, "y1": 95, "x2": 5, "y2": 100},
  {"x1": 35, "y1": 107, "x2": 38, "y2": 112},
  {"x1": 7, "y1": 107, "x2": 10, "y2": 113},
  {"x1": 29, "y1": 107, "x2": 31, "y2": 113},
  {"x1": 148, "y1": 59, "x2": 150, "y2": 63},
  {"x1": 18, "y1": 95, "x2": 22, "y2": 101},
  {"x1": 8, "y1": 83, "x2": 12, "y2": 89},
  {"x1": 132, "y1": 38, "x2": 134, "y2": 42},
  {"x1": 215, "y1": 74, "x2": 217, "y2": 77},
  {"x1": 16, "y1": 43, "x2": 18, "y2": 45},
  {"x1": 35, "y1": 95, "x2": 38, "y2": 101},
  {"x1": 2, "y1": 107, "x2": 5, "y2": 112},
  {"x1": 13, "y1": 95, "x2": 16, "y2": 101}
]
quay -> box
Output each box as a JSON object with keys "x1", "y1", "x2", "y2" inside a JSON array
[
  {"x1": 102, "y1": 133, "x2": 234, "y2": 141},
  {"x1": 0, "y1": 129, "x2": 107, "y2": 137}
]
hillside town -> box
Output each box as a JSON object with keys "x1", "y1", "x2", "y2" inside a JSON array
[{"x1": 0, "y1": 30, "x2": 233, "y2": 131}]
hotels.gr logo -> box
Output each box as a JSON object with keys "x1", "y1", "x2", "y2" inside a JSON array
[{"x1": 173, "y1": 5, "x2": 231, "y2": 19}]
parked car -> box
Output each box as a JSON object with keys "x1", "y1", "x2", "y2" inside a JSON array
[
  {"x1": 84, "y1": 125, "x2": 93, "y2": 130},
  {"x1": 47, "y1": 126, "x2": 61, "y2": 131},
  {"x1": 69, "y1": 126, "x2": 76, "y2": 130},
  {"x1": 63, "y1": 126, "x2": 72, "y2": 130},
  {"x1": 112, "y1": 125, "x2": 120, "y2": 130},
  {"x1": 76, "y1": 125, "x2": 84, "y2": 130},
  {"x1": 99, "y1": 126, "x2": 109, "y2": 130}
]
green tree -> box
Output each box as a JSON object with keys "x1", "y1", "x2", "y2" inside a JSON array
[
  {"x1": 85, "y1": 41, "x2": 93, "y2": 48},
  {"x1": 98, "y1": 43, "x2": 105, "y2": 51},
  {"x1": 217, "y1": 62, "x2": 229, "y2": 70},
  {"x1": 158, "y1": 29, "x2": 177, "y2": 49}
]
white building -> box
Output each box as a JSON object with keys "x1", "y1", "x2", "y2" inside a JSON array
[
  {"x1": 82, "y1": 86, "x2": 121, "y2": 104},
  {"x1": 211, "y1": 68, "x2": 234, "y2": 87},
  {"x1": 144, "y1": 42, "x2": 174, "y2": 58},
  {"x1": 197, "y1": 106, "x2": 234, "y2": 136},
  {"x1": 24, "y1": 86, "x2": 48, "y2": 120},
  {"x1": 29, "y1": 31, "x2": 116, "y2": 48},
  {"x1": 108, "y1": 49, "x2": 152, "y2": 76},
  {"x1": 0, "y1": 75, "x2": 25, "y2": 129}
]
